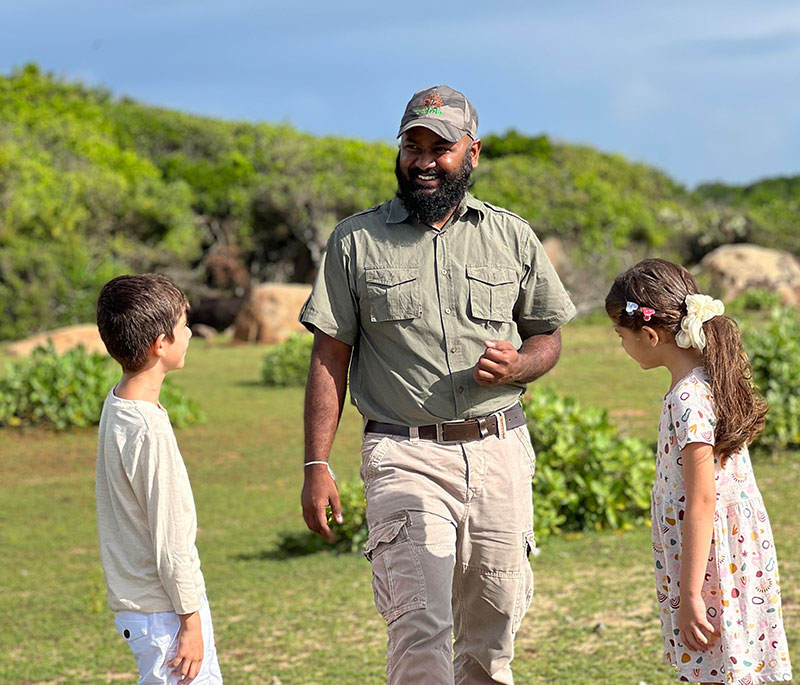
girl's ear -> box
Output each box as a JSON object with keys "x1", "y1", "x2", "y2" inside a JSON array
[{"x1": 641, "y1": 325, "x2": 661, "y2": 347}]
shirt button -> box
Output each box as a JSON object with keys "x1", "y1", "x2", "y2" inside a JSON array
[
  {"x1": 458, "y1": 386, "x2": 464, "y2": 393},
  {"x1": 441, "y1": 268, "x2": 448, "y2": 275},
  {"x1": 445, "y1": 308, "x2": 451, "y2": 314},
  {"x1": 450, "y1": 347, "x2": 456, "y2": 353}
]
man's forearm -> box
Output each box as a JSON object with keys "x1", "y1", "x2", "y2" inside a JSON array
[
  {"x1": 514, "y1": 329, "x2": 562, "y2": 383},
  {"x1": 304, "y1": 331, "x2": 352, "y2": 463}
]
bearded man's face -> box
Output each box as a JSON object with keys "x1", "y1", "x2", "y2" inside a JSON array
[{"x1": 395, "y1": 128, "x2": 476, "y2": 225}]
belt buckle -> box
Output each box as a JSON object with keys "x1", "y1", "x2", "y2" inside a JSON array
[
  {"x1": 492, "y1": 410, "x2": 507, "y2": 439},
  {"x1": 435, "y1": 418, "x2": 466, "y2": 444}
]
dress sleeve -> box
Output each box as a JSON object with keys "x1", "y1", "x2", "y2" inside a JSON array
[
  {"x1": 299, "y1": 227, "x2": 359, "y2": 346},
  {"x1": 670, "y1": 378, "x2": 717, "y2": 451}
]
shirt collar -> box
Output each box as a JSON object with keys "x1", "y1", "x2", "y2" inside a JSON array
[{"x1": 386, "y1": 192, "x2": 486, "y2": 225}]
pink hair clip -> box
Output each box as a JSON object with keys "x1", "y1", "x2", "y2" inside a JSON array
[{"x1": 641, "y1": 307, "x2": 655, "y2": 322}]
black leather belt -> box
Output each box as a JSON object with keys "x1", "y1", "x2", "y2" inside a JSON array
[{"x1": 364, "y1": 404, "x2": 526, "y2": 444}]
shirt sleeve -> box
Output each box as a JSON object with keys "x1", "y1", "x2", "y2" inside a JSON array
[
  {"x1": 514, "y1": 229, "x2": 577, "y2": 337},
  {"x1": 135, "y1": 432, "x2": 203, "y2": 615},
  {"x1": 670, "y1": 379, "x2": 717, "y2": 451},
  {"x1": 299, "y1": 227, "x2": 359, "y2": 346}
]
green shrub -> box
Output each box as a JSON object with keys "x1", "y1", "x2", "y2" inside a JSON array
[
  {"x1": 522, "y1": 386, "x2": 654, "y2": 539},
  {"x1": 744, "y1": 307, "x2": 800, "y2": 455},
  {"x1": 275, "y1": 385, "x2": 655, "y2": 554},
  {"x1": 261, "y1": 333, "x2": 314, "y2": 386},
  {"x1": 725, "y1": 289, "x2": 782, "y2": 317},
  {"x1": 0, "y1": 343, "x2": 204, "y2": 429}
]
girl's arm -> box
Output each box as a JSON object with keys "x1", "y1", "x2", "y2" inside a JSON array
[{"x1": 678, "y1": 441, "x2": 717, "y2": 651}]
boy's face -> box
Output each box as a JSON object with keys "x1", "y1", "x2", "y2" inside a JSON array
[{"x1": 163, "y1": 311, "x2": 192, "y2": 371}]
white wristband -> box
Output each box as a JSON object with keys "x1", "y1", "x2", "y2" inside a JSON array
[{"x1": 304, "y1": 461, "x2": 336, "y2": 481}]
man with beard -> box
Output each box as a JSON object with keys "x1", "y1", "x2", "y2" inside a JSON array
[{"x1": 299, "y1": 85, "x2": 575, "y2": 684}]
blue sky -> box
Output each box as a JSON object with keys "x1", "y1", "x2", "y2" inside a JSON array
[{"x1": 2, "y1": 0, "x2": 799, "y2": 187}]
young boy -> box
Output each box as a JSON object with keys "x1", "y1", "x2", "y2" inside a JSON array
[{"x1": 96, "y1": 273, "x2": 222, "y2": 684}]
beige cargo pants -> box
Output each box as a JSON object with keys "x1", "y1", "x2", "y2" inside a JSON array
[{"x1": 360, "y1": 425, "x2": 536, "y2": 684}]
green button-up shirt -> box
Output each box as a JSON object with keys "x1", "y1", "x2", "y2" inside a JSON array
[{"x1": 300, "y1": 193, "x2": 576, "y2": 425}]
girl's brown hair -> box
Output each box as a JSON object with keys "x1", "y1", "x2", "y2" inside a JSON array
[{"x1": 605, "y1": 258, "x2": 766, "y2": 461}]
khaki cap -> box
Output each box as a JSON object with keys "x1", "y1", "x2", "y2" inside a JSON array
[{"x1": 397, "y1": 85, "x2": 478, "y2": 142}]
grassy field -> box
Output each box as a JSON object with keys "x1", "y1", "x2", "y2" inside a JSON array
[{"x1": 0, "y1": 322, "x2": 796, "y2": 684}]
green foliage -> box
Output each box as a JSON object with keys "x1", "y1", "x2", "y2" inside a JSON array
[
  {"x1": 481, "y1": 129, "x2": 553, "y2": 160},
  {"x1": 261, "y1": 334, "x2": 314, "y2": 387},
  {"x1": 744, "y1": 308, "x2": 800, "y2": 455},
  {"x1": 0, "y1": 343, "x2": 204, "y2": 429},
  {"x1": 522, "y1": 386, "x2": 654, "y2": 539},
  {"x1": 725, "y1": 289, "x2": 782, "y2": 317}
]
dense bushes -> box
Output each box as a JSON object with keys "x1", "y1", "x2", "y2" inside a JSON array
[
  {"x1": 0, "y1": 343, "x2": 204, "y2": 429},
  {"x1": 744, "y1": 307, "x2": 800, "y2": 456},
  {"x1": 276, "y1": 384, "x2": 655, "y2": 554},
  {"x1": 5, "y1": 65, "x2": 799, "y2": 343},
  {"x1": 261, "y1": 334, "x2": 314, "y2": 387}
]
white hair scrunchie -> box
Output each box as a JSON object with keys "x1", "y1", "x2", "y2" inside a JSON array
[{"x1": 675, "y1": 293, "x2": 725, "y2": 350}]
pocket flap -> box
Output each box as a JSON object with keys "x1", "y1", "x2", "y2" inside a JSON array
[
  {"x1": 364, "y1": 513, "x2": 407, "y2": 557},
  {"x1": 466, "y1": 265, "x2": 515, "y2": 286},
  {"x1": 114, "y1": 613, "x2": 149, "y2": 641},
  {"x1": 365, "y1": 267, "x2": 418, "y2": 288}
]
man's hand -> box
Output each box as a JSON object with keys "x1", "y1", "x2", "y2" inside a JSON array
[
  {"x1": 473, "y1": 340, "x2": 520, "y2": 386},
  {"x1": 169, "y1": 611, "x2": 203, "y2": 682},
  {"x1": 301, "y1": 464, "x2": 342, "y2": 543}
]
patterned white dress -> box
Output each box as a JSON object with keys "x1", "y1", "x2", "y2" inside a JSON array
[{"x1": 652, "y1": 367, "x2": 792, "y2": 683}]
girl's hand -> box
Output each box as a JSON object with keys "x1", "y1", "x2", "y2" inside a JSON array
[{"x1": 678, "y1": 594, "x2": 715, "y2": 652}]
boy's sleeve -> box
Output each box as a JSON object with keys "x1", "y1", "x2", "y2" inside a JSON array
[
  {"x1": 136, "y1": 432, "x2": 204, "y2": 615},
  {"x1": 671, "y1": 380, "x2": 717, "y2": 451}
]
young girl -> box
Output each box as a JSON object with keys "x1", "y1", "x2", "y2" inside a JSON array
[{"x1": 606, "y1": 259, "x2": 792, "y2": 684}]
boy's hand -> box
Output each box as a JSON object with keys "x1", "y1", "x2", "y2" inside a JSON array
[{"x1": 169, "y1": 611, "x2": 203, "y2": 682}]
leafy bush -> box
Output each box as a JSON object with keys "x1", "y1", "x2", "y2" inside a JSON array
[
  {"x1": 744, "y1": 307, "x2": 800, "y2": 455},
  {"x1": 523, "y1": 386, "x2": 654, "y2": 539},
  {"x1": 275, "y1": 385, "x2": 655, "y2": 554},
  {"x1": 261, "y1": 333, "x2": 313, "y2": 386},
  {"x1": 725, "y1": 289, "x2": 782, "y2": 317},
  {"x1": 0, "y1": 343, "x2": 204, "y2": 429}
]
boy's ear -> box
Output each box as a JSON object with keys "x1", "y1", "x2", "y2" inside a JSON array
[
  {"x1": 641, "y1": 325, "x2": 661, "y2": 347},
  {"x1": 151, "y1": 333, "x2": 168, "y2": 358}
]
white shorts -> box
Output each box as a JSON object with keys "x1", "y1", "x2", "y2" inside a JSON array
[{"x1": 114, "y1": 595, "x2": 222, "y2": 684}]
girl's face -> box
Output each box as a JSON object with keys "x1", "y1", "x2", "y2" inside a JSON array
[{"x1": 613, "y1": 324, "x2": 662, "y2": 370}]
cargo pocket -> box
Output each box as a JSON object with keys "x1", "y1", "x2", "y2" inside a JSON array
[
  {"x1": 364, "y1": 512, "x2": 427, "y2": 624},
  {"x1": 466, "y1": 266, "x2": 516, "y2": 323},
  {"x1": 512, "y1": 531, "x2": 535, "y2": 633},
  {"x1": 114, "y1": 613, "x2": 150, "y2": 644},
  {"x1": 365, "y1": 267, "x2": 421, "y2": 322}
]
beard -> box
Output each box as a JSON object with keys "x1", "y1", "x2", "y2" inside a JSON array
[{"x1": 395, "y1": 152, "x2": 474, "y2": 225}]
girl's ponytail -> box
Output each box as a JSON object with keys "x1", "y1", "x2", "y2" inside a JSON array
[{"x1": 701, "y1": 316, "x2": 767, "y2": 461}]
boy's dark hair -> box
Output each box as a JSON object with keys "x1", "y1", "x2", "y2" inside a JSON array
[
  {"x1": 605, "y1": 258, "x2": 767, "y2": 462},
  {"x1": 97, "y1": 274, "x2": 189, "y2": 373}
]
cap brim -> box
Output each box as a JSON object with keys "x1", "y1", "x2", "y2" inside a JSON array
[{"x1": 397, "y1": 119, "x2": 465, "y2": 143}]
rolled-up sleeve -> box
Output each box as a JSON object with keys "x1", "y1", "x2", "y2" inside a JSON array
[
  {"x1": 299, "y1": 228, "x2": 359, "y2": 346},
  {"x1": 514, "y1": 230, "x2": 576, "y2": 337}
]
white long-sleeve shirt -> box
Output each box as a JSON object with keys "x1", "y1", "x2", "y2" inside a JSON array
[{"x1": 96, "y1": 388, "x2": 206, "y2": 614}]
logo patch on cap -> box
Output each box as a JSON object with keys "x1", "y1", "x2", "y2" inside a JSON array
[{"x1": 414, "y1": 93, "x2": 444, "y2": 116}]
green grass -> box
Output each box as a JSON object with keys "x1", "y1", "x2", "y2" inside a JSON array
[{"x1": 0, "y1": 324, "x2": 796, "y2": 684}]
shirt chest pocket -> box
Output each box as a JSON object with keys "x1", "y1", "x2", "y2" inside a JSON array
[
  {"x1": 466, "y1": 265, "x2": 517, "y2": 323},
  {"x1": 364, "y1": 267, "x2": 421, "y2": 322}
]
